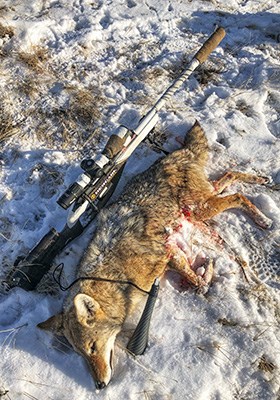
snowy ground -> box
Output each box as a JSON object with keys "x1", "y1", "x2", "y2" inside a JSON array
[{"x1": 0, "y1": 0, "x2": 280, "y2": 399}]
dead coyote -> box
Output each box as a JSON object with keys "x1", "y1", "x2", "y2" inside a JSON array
[{"x1": 38, "y1": 121, "x2": 272, "y2": 389}]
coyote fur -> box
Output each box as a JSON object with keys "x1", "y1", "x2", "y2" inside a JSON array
[{"x1": 38, "y1": 121, "x2": 272, "y2": 389}]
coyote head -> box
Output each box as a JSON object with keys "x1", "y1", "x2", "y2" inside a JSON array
[{"x1": 38, "y1": 293, "x2": 121, "y2": 390}]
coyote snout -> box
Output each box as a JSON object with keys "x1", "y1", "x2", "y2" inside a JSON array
[{"x1": 38, "y1": 121, "x2": 272, "y2": 387}]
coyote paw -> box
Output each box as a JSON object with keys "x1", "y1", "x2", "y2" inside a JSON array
[
  {"x1": 196, "y1": 284, "x2": 210, "y2": 295},
  {"x1": 257, "y1": 176, "x2": 272, "y2": 185},
  {"x1": 195, "y1": 258, "x2": 214, "y2": 294},
  {"x1": 255, "y1": 214, "x2": 273, "y2": 229}
]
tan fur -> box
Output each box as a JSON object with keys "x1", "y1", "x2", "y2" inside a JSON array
[{"x1": 38, "y1": 120, "x2": 272, "y2": 389}]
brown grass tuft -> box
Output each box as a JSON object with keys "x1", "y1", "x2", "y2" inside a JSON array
[
  {"x1": 17, "y1": 75, "x2": 40, "y2": 98},
  {"x1": 17, "y1": 46, "x2": 49, "y2": 73},
  {"x1": 30, "y1": 85, "x2": 108, "y2": 150},
  {"x1": 0, "y1": 42, "x2": 108, "y2": 149},
  {"x1": 27, "y1": 163, "x2": 63, "y2": 199},
  {"x1": 67, "y1": 86, "x2": 105, "y2": 126},
  {"x1": 194, "y1": 59, "x2": 224, "y2": 85},
  {"x1": 257, "y1": 355, "x2": 276, "y2": 373},
  {"x1": 0, "y1": 23, "x2": 14, "y2": 38},
  {"x1": 0, "y1": 103, "x2": 21, "y2": 142}
]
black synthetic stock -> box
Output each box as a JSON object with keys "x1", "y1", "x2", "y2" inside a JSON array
[{"x1": 127, "y1": 279, "x2": 160, "y2": 355}]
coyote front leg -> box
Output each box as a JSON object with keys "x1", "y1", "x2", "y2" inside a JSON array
[{"x1": 167, "y1": 245, "x2": 214, "y2": 289}]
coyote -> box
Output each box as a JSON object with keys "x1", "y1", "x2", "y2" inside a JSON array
[{"x1": 38, "y1": 121, "x2": 272, "y2": 389}]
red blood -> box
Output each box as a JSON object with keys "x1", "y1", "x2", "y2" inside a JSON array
[
  {"x1": 181, "y1": 207, "x2": 191, "y2": 219},
  {"x1": 174, "y1": 223, "x2": 183, "y2": 232}
]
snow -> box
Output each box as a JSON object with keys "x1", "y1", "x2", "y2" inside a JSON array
[{"x1": 0, "y1": 0, "x2": 280, "y2": 399}]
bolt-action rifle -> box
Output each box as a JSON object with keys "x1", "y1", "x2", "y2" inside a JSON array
[{"x1": 6, "y1": 27, "x2": 226, "y2": 291}]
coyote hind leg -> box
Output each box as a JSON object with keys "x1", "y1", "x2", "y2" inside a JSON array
[
  {"x1": 196, "y1": 193, "x2": 272, "y2": 229},
  {"x1": 213, "y1": 171, "x2": 270, "y2": 195}
]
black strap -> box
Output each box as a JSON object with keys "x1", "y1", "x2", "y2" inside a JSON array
[{"x1": 53, "y1": 263, "x2": 151, "y2": 295}]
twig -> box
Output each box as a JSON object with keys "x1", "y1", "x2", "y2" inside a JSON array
[
  {"x1": 18, "y1": 378, "x2": 72, "y2": 393},
  {"x1": 253, "y1": 327, "x2": 270, "y2": 341},
  {"x1": 0, "y1": 323, "x2": 28, "y2": 334},
  {"x1": 0, "y1": 323, "x2": 28, "y2": 351},
  {"x1": 22, "y1": 392, "x2": 39, "y2": 400}
]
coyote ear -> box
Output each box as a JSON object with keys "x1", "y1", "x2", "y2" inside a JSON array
[
  {"x1": 74, "y1": 294, "x2": 103, "y2": 327},
  {"x1": 37, "y1": 313, "x2": 64, "y2": 336}
]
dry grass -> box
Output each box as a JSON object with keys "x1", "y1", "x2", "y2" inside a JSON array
[
  {"x1": 17, "y1": 75, "x2": 40, "y2": 98},
  {"x1": 0, "y1": 43, "x2": 108, "y2": 149},
  {"x1": 257, "y1": 355, "x2": 276, "y2": 373},
  {"x1": 236, "y1": 100, "x2": 257, "y2": 118},
  {"x1": 144, "y1": 124, "x2": 168, "y2": 153},
  {"x1": 0, "y1": 217, "x2": 13, "y2": 243},
  {"x1": 0, "y1": 387, "x2": 10, "y2": 398},
  {"x1": 217, "y1": 317, "x2": 238, "y2": 327},
  {"x1": 27, "y1": 163, "x2": 63, "y2": 199},
  {"x1": 165, "y1": 54, "x2": 190, "y2": 80},
  {"x1": 0, "y1": 33, "x2": 164, "y2": 148},
  {"x1": 17, "y1": 46, "x2": 49, "y2": 73},
  {"x1": 160, "y1": 53, "x2": 225, "y2": 87},
  {"x1": 0, "y1": 22, "x2": 14, "y2": 39},
  {"x1": 66, "y1": 86, "x2": 106, "y2": 127},
  {"x1": 194, "y1": 59, "x2": 225, "y2": 85},
  {"x1": 36, "y1": 272, "x2": 61, "y2": 296},
  {"x1": 0, "y1": 103, "x2": 21, "y2": 143},
  {"x1": 138, "y1": 66, "x2": 166, "y2": 82},
  {"x1": 32, "y1": 85, "x2": 108, "y2": 150}
]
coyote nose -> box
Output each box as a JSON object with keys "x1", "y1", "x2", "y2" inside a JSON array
[{"x1": 96, "y1": 381, "x2": 106, "y2": 390}]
